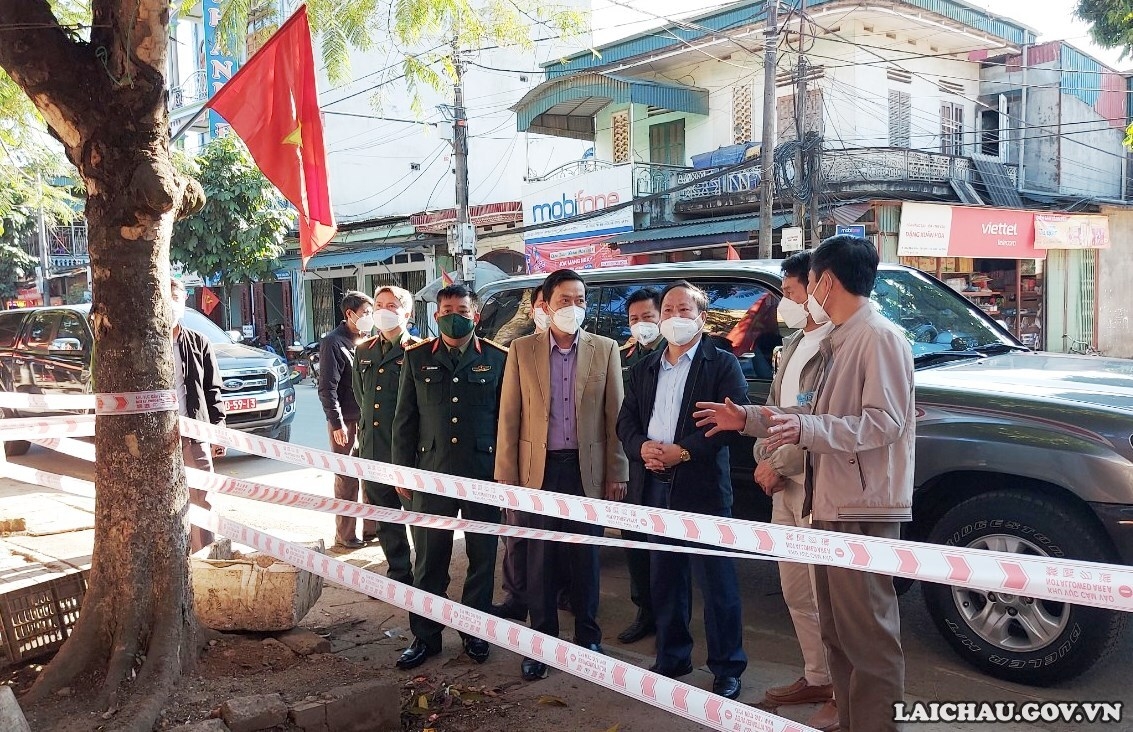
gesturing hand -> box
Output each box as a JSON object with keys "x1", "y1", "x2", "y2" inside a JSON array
[
  {"x1": 692, "y1": 397, "x2": 746, "y2": 437},
  {"x1": 762, "y1": 408, "x2": 802, "y2": 451}
]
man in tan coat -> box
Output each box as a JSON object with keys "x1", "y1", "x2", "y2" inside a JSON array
[{"x1": 495, "y1": 268, "x2": 629, "y2": 682}]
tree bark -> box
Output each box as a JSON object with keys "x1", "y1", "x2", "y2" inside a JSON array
[{"x1": 0, "y1": 1, "x2": 206, "y2": 729}]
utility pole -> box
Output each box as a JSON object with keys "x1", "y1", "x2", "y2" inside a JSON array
[
  {"x1": 792, "y1": 55, "x2": 807, "y2": 237},
  {"x1": 36, "y1": 172, "x2": 50, "y2": 306},
  {"x1": 450, "y1": 44, "x2": 476, "y2": 290},
  {"x1": 757, "y1": 0, "x2": 778, "y2": 259}
]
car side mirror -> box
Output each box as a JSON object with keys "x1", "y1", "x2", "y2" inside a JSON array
[
  {"x1": 50, "y1": 337, "x2": 84, "y2": 353},
  {"x1": 288, "y1": 371, "x2": 303, "y2": 386},
  {"x1": 226, "y1": 330, "x2": 243, "y2": 342}
]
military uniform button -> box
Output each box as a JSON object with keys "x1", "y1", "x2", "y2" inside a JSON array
[
  {"x1": 451, "y1": 417, "x2": 458, "y2": 423},
  {"x1": 451, "y1": 437, "x2": 458, "y2": 444},
  {"x1": 453, "y1": 377, "x2": 459, "y2": 383},
  {"x1": 376, "y1": 386, "x2": 382, "y2": 391},
  {"x1": 373, "y1": 421, "x2": 379, "y2": 427},
  {"x1": 378, "y1": 368, "x2": 385, "y2": 374},
  {"x1": 452, "y1": 397, "x2": 459, "y2": 403}
]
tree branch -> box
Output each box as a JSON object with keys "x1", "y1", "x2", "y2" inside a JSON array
[{"x1": 0, "y1": 0, "x2": 104, "y2": 151}]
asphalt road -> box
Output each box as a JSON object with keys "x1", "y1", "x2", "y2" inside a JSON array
[{"x1": 9, "y1": 382, "x2": 1133, "y2": 730}]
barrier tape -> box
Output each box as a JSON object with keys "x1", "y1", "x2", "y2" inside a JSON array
[
  {"x1": 28, "y1": 436, "x2": 775, "y2": 564},
  {"x1": 191, "y1": 505, "x2": 818, "y2": 732},
  {"x1": 0, "y1": 415, "x2": 96, "y2": 440},
  {"x1": 0, "y1": 389, "x2": 175, "y2": 416},
  {"x1": 1, "y1": 460, "x2": 818, "y2": 732},
  {"x1": 5, "y1": 391, "x2": 1133, "y2": 613}
]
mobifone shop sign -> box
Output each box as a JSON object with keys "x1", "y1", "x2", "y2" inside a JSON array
[
  {"x1": 521, "y1": 166, "x2": 634, "y2": 245},
  {"x1": 898, "y1": 202, "x2": 1044, "y2": 260}
]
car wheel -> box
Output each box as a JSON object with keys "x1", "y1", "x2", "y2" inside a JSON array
[
  {"x1": 274, "y1": 424, "x2": 292, "y2": 443},
  {"x1": 1, "y1": 407, "x2": 31, "y2": 457},
  {"x1": 923, "y1": 490, "x2": 1126, "y2": 685}
]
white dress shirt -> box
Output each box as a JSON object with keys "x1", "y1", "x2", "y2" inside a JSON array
[{"x1": 647, "y1": 347, "x2": 695, "y2": 443}]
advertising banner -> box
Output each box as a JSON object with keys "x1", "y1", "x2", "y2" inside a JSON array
[
  {"x1": 898, "y1": 202, "x2": 1043, "y2": 259},
  {"x1": 522, "y1": 166, "x2": 634, "y2": 245},
  {"x1": 525, "y1": 235, "x2": 631, "y2": 274},
  {"x1": 202, "y1": 0, "x2": 241, "y2": 137},
  {"x1": 1034, "y1": 214, "x2": 1111, "y2": 249}
]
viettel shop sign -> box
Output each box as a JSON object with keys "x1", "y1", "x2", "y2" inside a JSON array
[
  {"x1": 521, "y1": 165, "x2": 634, "y2": 245},
  {"x1": 897, "y1": 202, "x2": 1044, "y2": 259}
]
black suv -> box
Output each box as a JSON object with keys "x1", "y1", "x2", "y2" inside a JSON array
[
  {"x1": 476, "y1": 261, "x2": 1133, "y2": 686},
  {"x1": 0, "y1": 304, "x2": 297, "y2": 456}
]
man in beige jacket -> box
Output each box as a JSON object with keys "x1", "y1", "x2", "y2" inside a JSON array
[
  {"x1": 495, "y1": 268, "x2": 629, "y2": 682},
  {"x1": 694, "y1": 235, "x2": 914, "y2": 732}
]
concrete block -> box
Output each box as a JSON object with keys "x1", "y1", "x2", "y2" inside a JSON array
[
  {"x1": 220, "y1": 693, "x2": 288, "y2": 732},
  {"x1": 322, "y1": 680, "x2": 400, "y2": 732},
  {"x1": 275, "y1": 627, "x2": 332, "y2": 656},
  {"x1": 167, "y1": 721, "x2": 231, "y2": 732},
  {"x1": 288, "y1": 700, "x2": 329, "y2": 732},
  {"x1": 0, "y1": 686, "x2": 32, "y2": 732}
]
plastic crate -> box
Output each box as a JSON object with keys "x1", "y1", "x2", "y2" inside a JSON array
[{"x1": 0, "y1": 571, "x2": 87, "y2": 667}]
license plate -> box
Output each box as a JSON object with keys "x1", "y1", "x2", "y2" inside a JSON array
[{"x1": 223, "y1": 397, "x2": 258, "y2": 413}]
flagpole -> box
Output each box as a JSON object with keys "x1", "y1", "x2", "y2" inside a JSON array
[{"x1": 170, "y1": 104, "x2": 209, "y2": 145}]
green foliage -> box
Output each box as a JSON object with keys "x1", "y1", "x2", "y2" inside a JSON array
[
  {"x1": 0, "y1": 205, "x2": 38, "y2": 300},
  {"x1": 170, "y1": 134, "x2": 296, "y2": 288},
  {"x1": 215, "y1": 0, "x2": 588, "y2": 102},
  {"x1": 1075, "y1": 0, "x2": 1133, "y2": 147}
]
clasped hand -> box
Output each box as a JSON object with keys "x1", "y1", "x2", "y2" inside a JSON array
[{"x1": 640, "y1": 440, "x2": 682, "y2": 472}]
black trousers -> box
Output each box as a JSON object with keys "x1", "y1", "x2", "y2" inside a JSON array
[
  {"x1": 622, "y1": 530, "x2": 654, "y2": 621},
  {"x1": 408, "y1": 491, "x2": 500, "y2": 649},
  {"x1": 363, "y1": 480, "x2": 413, "y2": 585},
  {"x1": 522, "y1": 453, "x2": 603, "y2": 647},
  {"x1": 499, "y1": 510, "x2": 527, "y2": 608}
]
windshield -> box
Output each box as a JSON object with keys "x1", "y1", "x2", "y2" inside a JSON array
[
  {"x1": 182, "y1": 308, "x2": 234, "y2": 345},
  {"x1": 870, "y1": 269, "x2": 1021, "y2": 357}
]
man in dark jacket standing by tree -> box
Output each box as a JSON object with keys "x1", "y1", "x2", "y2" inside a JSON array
[
  {"x1": 170, "y1": 278, "x2": 226, "y2": 552},
  {"x1": 318, "y1": 290, "x2": 377, "y2": 551}
]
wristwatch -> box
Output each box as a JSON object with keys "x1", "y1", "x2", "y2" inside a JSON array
[{"x1": 679, "y1": 447, "x2": 691, "y2": 463}]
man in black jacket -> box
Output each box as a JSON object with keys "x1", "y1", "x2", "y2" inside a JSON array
[
  {"x1": 318, "y1": 290, "x2": 376, "y2": 551},
  {"x1": 171, "y1": 279, "x2": 226, "y2": 552},
  {"x1": 616, "y1": 280, "x2": 750, "y2": 701}
]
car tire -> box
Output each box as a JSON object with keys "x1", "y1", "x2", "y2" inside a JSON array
[
  {"x1": 1, "y1": 407, "x2": 31, "y2": 457},
  {"x1": 923, "y1": 489, "x2": 1126, "y2": 686},
  {"x1": 274, "y1": 424, "x2": 292, "y2": 443}
]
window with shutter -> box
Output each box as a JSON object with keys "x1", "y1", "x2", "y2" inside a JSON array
[
  {"x1": 649, "y1": 119, "x2": 686, "y2": 166},
  {"x1": 777, "y1": 89, "x2": 823, "y2": 143},
  {"x1": 732, "y1": 85, "x2": 753, "y2": 144},
  {"x1": 612, "y1": 110, "x2": 630, "y2": 164},
  {"x1": 940, "y1": 101, "x2": 964, "y2": 156},
  {"x1": 888, "y1": 90, "x2": 911, "y2": 148}
]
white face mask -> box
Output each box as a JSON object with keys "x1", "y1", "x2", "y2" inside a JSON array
[
  {"x1": 630, "y1": 321, "x2": 660, "y2": 346},
  {"x1": 806, "y1": 277, "x2": 832, "y2": 326},
  {"x1": 354, "y1": 313, "x2": 375, "y2": 334},
  {"x1": 778, "y1": 296, "x2": 809, "y2": 330},
  {"x1": 375, "y1": 309, "x2": 403, "y2": 332},
  {"x1": 532, "y1": 306, "x2": 550, "y2": 332},
  {"x1": 551, "y1": 304, "x2": 586, "y2": 335},
  {"x1": 660, "y1": 314, "x2": 703, "y2": 346},
  {"x1": 171, "y1": 299, "x2": 186, "y2": 323}
]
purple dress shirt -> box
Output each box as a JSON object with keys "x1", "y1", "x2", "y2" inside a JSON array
[{"x1": 547, "y1": 332, "x2": 580, "y2": 450}]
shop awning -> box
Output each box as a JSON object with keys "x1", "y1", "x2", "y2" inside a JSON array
[
  {"x1": 512, "y1": 73, "x2": 709, "y2": 141},
  {"x1": 610, "y1": 214, "x2": 791, "y2": 255},
  {"x1": 279, "y1": 246, "x2": 404, "y2": 270}
]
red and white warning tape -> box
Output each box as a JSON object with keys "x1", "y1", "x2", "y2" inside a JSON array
[
  {"x1": 5, "y1": 391, "x2": 1133, "y2": 613},
  {"x1": 0, "y1": 389, "x2": 175, "y2": 416}
]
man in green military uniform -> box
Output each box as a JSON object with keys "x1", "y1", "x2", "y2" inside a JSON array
[
  {"x1": 616, "y1": 288, "x2": 665, "y2": 644},
  {"x1": 392, "y1": 284, "x2": 508, "y2": 670},
  {"x1": 353, "y1": 285, "x2": 420, "y2": 585}
]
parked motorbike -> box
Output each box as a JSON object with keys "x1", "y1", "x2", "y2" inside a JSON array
[{"x1": 292, "y1": 341, "x2": 320, "y2": 383}]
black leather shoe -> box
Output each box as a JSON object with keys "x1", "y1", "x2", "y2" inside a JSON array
[
  {"x1": 616, "y1": 616, "x2": 656, "y2": 644},
  {"x1": 332, "y1": 538, "x2": 365, "y2": 551},
  {"x1": 396, "y1": 639, "x2": 439, "y2": 670},
  {"x1": 463, "y1": 637, "x2": 490, "y2": 663},
  {"x1": 648, "y1": 661, "x2": 694, "y2": 679},
  {"x1": 521, "y1": 658, "x2": 549, "y2": 681},
  {"x1": 490, "y1": 602, "x2": 528, "y2": 621},
  {"x1": 713, "y1": 676, "x2": 742, "y2": 700},
  {"x1": 362, "y1": 533, "x2": 378, "y2": 542}
]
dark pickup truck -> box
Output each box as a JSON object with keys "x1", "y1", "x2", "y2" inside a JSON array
[
  {"x1": 0, "y1": 304, "x2": 297, "y2": 456},
  {"x1": 476, "y1": 261, "x2": 1133, "y2": 686}
]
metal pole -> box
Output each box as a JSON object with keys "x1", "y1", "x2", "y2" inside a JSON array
[
  {"x1": 453, "y1": 47, "x2": 474, "y2": 291},
  {"x1": 793, "y1": 57, "x2": 806, "y2": 236},
  {"x1": 758, "y1": 0, "x2": 779, "y2": 259},
  {"x1": 36, "y1": 173, "x2": 50, "y2": 306}
]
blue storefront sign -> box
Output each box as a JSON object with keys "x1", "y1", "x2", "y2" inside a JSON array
[
  {"x1": 202, "y1": 0, "x2": 241, "y2": 138},
  {"x1": 835, "y1": 224, "x2": 866, "y2": 238}
]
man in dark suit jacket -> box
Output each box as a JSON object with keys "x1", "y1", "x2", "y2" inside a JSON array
[
  {"x1": 170, "y1": 278, "x2": 226, "y2": 552},
  {"x1": 616, "y1": 280, "x2": 750, "y2": 701}
]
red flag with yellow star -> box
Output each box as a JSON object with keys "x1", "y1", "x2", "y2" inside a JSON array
[
  {"x1": 199, "y1": 286, "x2": 221, "y2": 316},
  {"x1": 207, "y1": 5, "x2": 336, "y2": 265}
]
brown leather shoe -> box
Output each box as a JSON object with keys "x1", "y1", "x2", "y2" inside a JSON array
[
  {"x1": 763, "y1": 677, "x2": 834, "y2": 706},
  {"x1": 807, "y1": 699, "x2": 839, "y2": 731}
]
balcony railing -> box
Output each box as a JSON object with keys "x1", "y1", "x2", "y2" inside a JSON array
[{"x1": 169, "y1": 69, "x2": 208, "y2": 111}]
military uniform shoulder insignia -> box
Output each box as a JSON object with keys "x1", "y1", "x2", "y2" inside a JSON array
[
  {"x1": 481, "y1": 338, "x2": 509, "y2": 352},
  {"x1": 359, "y1": 335, "x2": 381, "y2": 348},
  {"x1": 405, "y1": 338, "x2": 434, "y2": 351}
]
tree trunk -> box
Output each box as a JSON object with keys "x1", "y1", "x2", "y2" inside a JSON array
[{"x1": 0, "y1": 2, "x2": 206, "y2": 729}]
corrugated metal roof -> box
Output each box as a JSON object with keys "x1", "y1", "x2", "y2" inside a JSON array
[
  {"x1": 513, "y1": 74, "x2": 709, "y2": 138},
  {"x1": 610, "y1": 214, "x2": 792, "y2": 254},
  {"x1": 545, "y1": 0, "x2": 1032, "y2": 78},
  {"x1": 278, "y1": 246, "x2": 404, "y2": 270}
]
